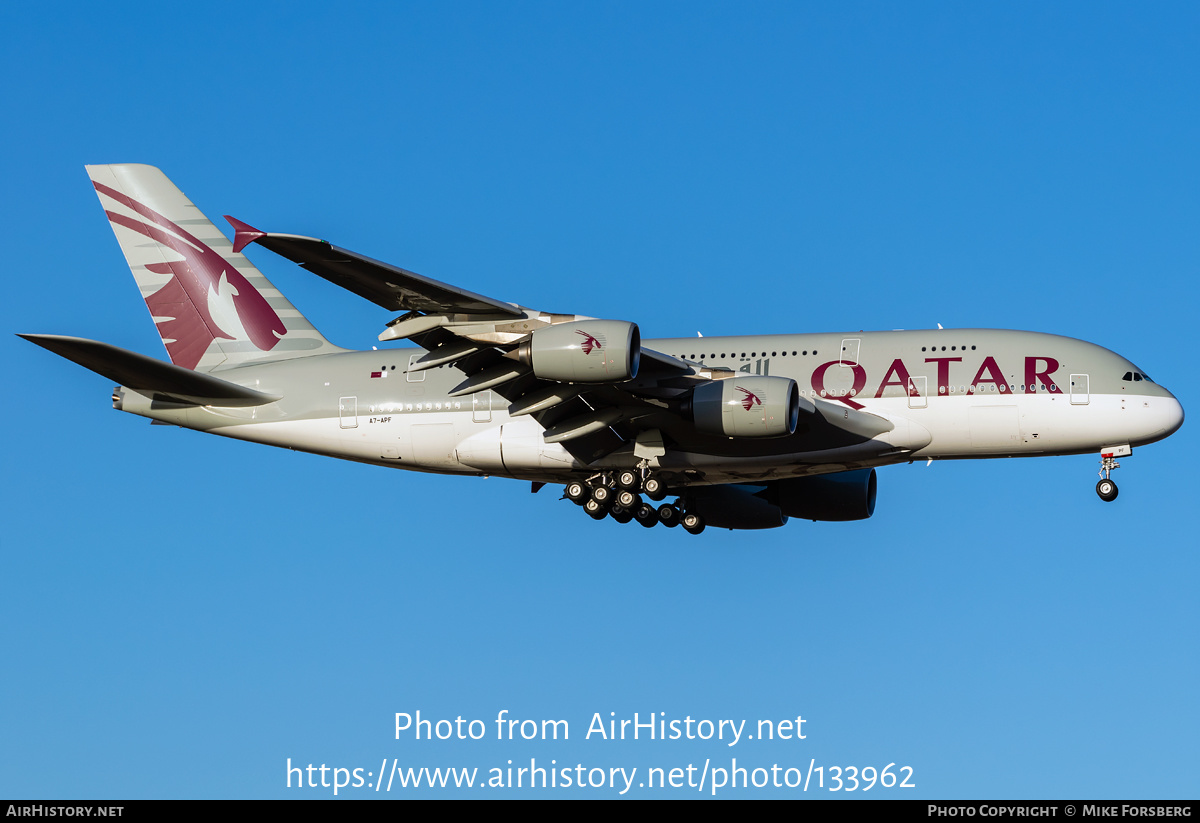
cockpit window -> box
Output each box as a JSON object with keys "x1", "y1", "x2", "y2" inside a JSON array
[
  {"x1": 1123, "y1": 372, "x2": 1132, "y2": 381},
  {"x1": 1123, "y1": 371, "x2": 1154, "y2": 383}
]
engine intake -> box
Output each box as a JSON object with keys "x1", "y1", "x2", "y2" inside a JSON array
[
  {"x1": 689, "y1": 376, "x2": 800, "y2": 438},
  {"x1": 516, "y1": 320, "x2": 640, "y2": 383}
]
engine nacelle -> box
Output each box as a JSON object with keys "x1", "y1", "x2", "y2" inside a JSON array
[
  {"x1": 772, "y1": 469, "x2": 877, "y2": 522},
  {"x1": 689, "y1": 376, "x2": 800, "y2": 438},
  {"x1": 516, "y1": 320, "x2": 640, "y2": 383},
  {"x1": 686, "y1": 485, "x2": 788, "y2": 530}
]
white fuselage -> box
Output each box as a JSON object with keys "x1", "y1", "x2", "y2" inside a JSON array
[{"x1": 114, "y1": 329, "x2": 1184, "y2": 487}]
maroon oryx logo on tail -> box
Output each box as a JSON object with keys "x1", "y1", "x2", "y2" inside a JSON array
[
  {"x1": 94, "y1": 182, "x2": 286, "y2": 370},
  {"x1": 736, "y1": 386, "x2": 762, "y2": 411},
  {"x1": 575, "y1": 329, "x2": 604, "y2": 355}
]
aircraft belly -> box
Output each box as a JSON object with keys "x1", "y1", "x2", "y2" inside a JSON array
[
  {"x1": 456, "y1": 415, "x2": 580, "y2": 473},
  {"x1": 970, "y1": 405, "x2": 1020, "y2": 449},
  {"x1": 454, "y1": 423, "x2": 503, "y2": 471},
  {"x1": 601, "y1": 405, "x2": 932, "y2": 484},
  {"x1": 1011, "y1": 393, "x2": 1123, "y2": 453},
  {"x1": 891, "y1": 393, "x2": 1147, "y2": 457},
  {"x1": 497, "y1": 416, "x2": 578, "y2": 472},
  {"x1": 411, "y1": 422, "x2": 459, "y2": 468},
  {"x1": 127, "y1": 383, "x2": 1169, "y2": 483},
  {"x1": 203, "y1": 417, "x2": 371, "y2": 459}
]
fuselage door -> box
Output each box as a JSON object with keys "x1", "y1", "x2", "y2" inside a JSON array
[
  {"x1": 908, "y1": 375, "x2": 928, "y2": 409},
  {"x1": 1070, "y1": 374, "x2": 1090, "y2": 405},
  {"x1": 406, "y1": 354, "x2": 426, "y2": 382},
  {"x1": 339, "y1": 395, "x2": 358, "y2": 428},
  {"x1": 473, "y1": 390, "x2": 492, "y2": 423},
  {"x1": 840, "y1": 337, "x2": 861, "y2": 366}
]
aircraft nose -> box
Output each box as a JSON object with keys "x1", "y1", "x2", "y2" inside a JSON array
[
  {"x1": 1128, "y1": 388, "x2": 1184, "y2": 447},
  {"x1": 1162, "y1": 393, "x2": 1185, "y2": 438}
]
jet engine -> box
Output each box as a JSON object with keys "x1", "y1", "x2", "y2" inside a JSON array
[
  {"x1": 688, "y1": 376, "x2": 801, "y2": 438},
  {"x1": 685, "y1": 485, "x2": 788, "y2": 530},
  {"x1": 771, "y1": 469, "x2": 877, "y2": 522},
  {"x1": 515, "y1": 320, "x2": 640, "y2": 383}
]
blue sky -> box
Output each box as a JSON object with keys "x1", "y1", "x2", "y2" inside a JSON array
[{"x1": 2, "y1": 2, "x2": 1197, "y2": 798}]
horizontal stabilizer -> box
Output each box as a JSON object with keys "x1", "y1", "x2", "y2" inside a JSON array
[{"x1": 19, "y1": 334, "x2": 282, "y2": 407}]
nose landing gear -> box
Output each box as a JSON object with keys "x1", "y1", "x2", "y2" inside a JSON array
[{"x1": 1096, "y1": 445, "x2": 1131, "y2": 502}]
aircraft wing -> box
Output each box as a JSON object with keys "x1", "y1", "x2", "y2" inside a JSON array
[
  {"x1": 232, "y1": 220, "x2": 894, "y2": 466},
  {"x1": 225, "y1": 217, "x2": 524, "y2": 317}
]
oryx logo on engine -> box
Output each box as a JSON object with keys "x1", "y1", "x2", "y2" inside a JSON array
[
  {"x1": 736, "y1": 386, "x2": 762, "y2": 411},
  {"x1": 575, "y1": 329, "x2": 604, "y2": 355}
]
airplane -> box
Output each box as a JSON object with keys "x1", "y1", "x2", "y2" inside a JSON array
[{"x1": 20, "y1": 164, "x2": 1185, "y2": 534}]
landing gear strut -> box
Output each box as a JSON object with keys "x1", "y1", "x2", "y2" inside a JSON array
[{"x1": 1096, "y1": 448, "x2": 1126, "y2": 503}]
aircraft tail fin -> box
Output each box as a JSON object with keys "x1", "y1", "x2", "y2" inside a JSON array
[{"x1": 86, "y1": 164, "x2": 344, "y2": 373}]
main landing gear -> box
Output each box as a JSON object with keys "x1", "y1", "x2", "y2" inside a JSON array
[
  {"x1": 563, "y1": 471, "x2": 706, "y2": 535},
  {"x1": 1095, "y1": 446, "x2": 1130, "y2": 503}
]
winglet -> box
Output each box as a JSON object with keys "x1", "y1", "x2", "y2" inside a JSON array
[{"x1": 225, "y1": 215, "x2": 266, "y2": 253}]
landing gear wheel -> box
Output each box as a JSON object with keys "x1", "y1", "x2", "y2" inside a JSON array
[
  {"x1": 634, "y1": 503, "x2": 658, "y2": 528},
  {"x1": 616, "y1": 490, "x2": 641, "y2": 510},
  {"x1": 1096, "y1": 478, "x2": 1118, "y2": 502},
  {"x1": 643, "y1": 476, "x2": 666, "y2": 501},
  {"x1": 609, "y1": 505, "x2": 633, "y2": 524},
  {"x1": 681, "y1": 512, "x2": 705, "y2": 535},
  {"x1": 658, "y1": 503, "x2": 681, "y2": 528},
  {"x1": 565, "y1": 481, "x2": 588, "y2": 506},
  {"x1": 590, "y1": 485, "x2": 613, "y2": 507},
  {"x1": 616, "y1": 470, "x2": 641, "y2": 491},
  {"x1": 584, "y1": 498, "x2": 608, "y2": 519}
]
